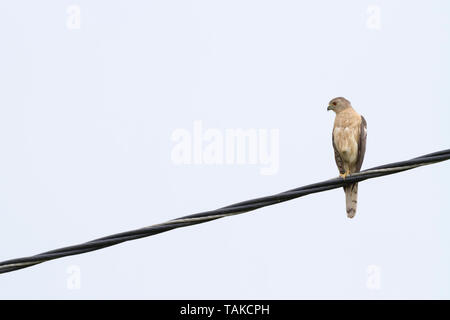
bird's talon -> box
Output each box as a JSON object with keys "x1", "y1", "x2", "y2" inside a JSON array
[{"x1": 340, "y1": 171, "x2": 351, "y2": 179}]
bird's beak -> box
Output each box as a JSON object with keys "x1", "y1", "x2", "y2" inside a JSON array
[{"x1": 327, "y1": 105, "x2": 333, "y2": 111}]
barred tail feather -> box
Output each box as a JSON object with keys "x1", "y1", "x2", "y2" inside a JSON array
[{"x1": 344, "y1": 183, "x2": 358, "y2": 218}]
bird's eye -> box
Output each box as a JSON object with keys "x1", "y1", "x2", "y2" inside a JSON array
[{"x1": 332, "y1": 102, "x2": 337, "y2": 106}]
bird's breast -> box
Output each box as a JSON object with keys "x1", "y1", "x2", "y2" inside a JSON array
[{"x1": 333, "y1": 126, "x2": 359, "y2": 164}]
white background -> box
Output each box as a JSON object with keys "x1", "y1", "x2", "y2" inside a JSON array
[{"x1": 0, "y1": 0, "x2": 449, "y2": 299}]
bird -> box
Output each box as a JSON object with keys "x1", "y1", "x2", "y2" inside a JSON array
[{"x1": 327, "y1": 97, "x2": 367, "y2": 218}]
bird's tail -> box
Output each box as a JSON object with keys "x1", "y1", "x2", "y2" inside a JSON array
[{"x1": 344, "y1": 183, "x2": 358, "y2": 218}]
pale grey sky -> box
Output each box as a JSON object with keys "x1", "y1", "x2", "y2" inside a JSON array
[{"x1": 0, "y1": 0, "x2": 449, "y2": 299}]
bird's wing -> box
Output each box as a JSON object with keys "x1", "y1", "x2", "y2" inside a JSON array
[
  {"x1": 332, "y1": 129, "x2": 345, "y2": 174},
  {"x1": 355, "y1": 115, "x2": 367, "y2": 172}
]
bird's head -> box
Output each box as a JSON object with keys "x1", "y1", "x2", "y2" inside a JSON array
[{"x1": 327, "y1": 97, "x2": 351, "y2": 113}]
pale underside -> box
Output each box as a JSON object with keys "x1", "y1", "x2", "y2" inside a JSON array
[{"x1": 332, "y1": 108, "x2": 366, "y2": 175}]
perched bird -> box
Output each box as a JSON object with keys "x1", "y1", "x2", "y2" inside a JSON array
[{"x1": 327, "y1": 97, "x2": 367, "y2": 218}]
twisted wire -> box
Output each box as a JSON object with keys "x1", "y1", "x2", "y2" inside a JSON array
[{"x1": 1, "y1": 148, "x2": 449, "y2": 274}]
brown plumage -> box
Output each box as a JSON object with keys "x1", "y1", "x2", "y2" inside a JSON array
[{"x1": 327, "y1": 97, "x2": 367, "y2": 218}]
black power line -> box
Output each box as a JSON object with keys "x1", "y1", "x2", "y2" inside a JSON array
[{"x1": 1, "y1": 148, "x2": 449, "y2": 275}]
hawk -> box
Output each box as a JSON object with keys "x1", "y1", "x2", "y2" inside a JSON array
[{"x1": 327, "y1": 97, "x2": 367, "y2": 218}]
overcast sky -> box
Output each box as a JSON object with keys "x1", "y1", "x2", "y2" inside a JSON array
[{"x1": 0, "y1": 0, "x2": 449, "y2": 299}]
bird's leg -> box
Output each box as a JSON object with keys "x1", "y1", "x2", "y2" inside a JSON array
[{"x1": 340, "y1": 169, "x2": 351, "y2": 179}]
